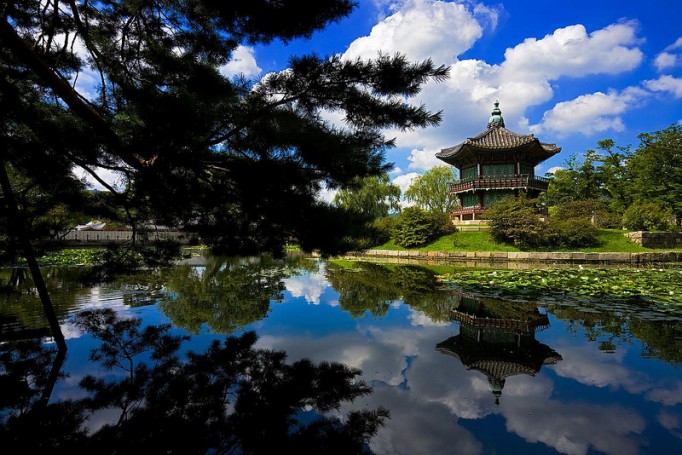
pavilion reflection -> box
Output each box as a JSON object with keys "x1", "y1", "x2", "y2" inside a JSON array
[{"x1": 437, "y1": 292, "x2": 562, "y2": 405}]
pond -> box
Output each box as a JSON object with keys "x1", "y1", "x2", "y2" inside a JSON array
[{"x1": 2, "y1": 254, "x2": 682, "y2": 454}]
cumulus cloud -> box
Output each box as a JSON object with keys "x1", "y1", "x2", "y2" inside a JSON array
[
  {"x1": 407, "y1": 309, "x2": 450, "y2": 327},
  {"x1": 343, "y1": 0, "x2": 485, "y2": 65},
  {"x1": 503, "y1": 398, "x2": 646, "y2": 455},
  {"x1": 655, "y1": 36, "x2": 682, "y2": 71},
  {"x1": 646, "y1": 380, "x2": 682, "y2": 406},
  {"x1": 284, "y1": 270, "x2": 332, "y2": 305},
  {"x1": 392, "y1": 172, "x2": 420, "y2": 194},
  {"x1": 643, "y1": 75, "x2": 682, "y2": 98},
  {"x1": 530, "y1": 87, "x2": 649, "y2": 136},
  {"x1": 654, "y1": 52, "x2": 678, "y2": 71},
  {"x1": 551, "y1": 345, "x2": 651, "y2": 394},
  {"x1": 408, "y1": 147, "x2": 444, "y2": 171},
  {"x1": 219, "y1": 45, "x2": 262, "y2": 78},
  {"x1": 547, "y1": 166, "x2": 564, "y2": 174},
  {"x1": 352, "y1": 8, "x2": 647, "y2": 151},
  {"x1": 501, "y1": 22, "x2": 643, "y2": 82}
]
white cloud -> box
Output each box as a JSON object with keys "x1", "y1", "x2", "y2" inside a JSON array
[
  {"x1": 284, "y1": 268, "x2": 332, "y2": 305},
  {"x1": 407, "y1": 309, "x2": 449, "y2": 327},
  {"x1": 72, "y1": 165, "x2": 126, "y2": 192},
  {"x1": 368, "y1": 16, "x2": 644, "y2": 152},
  {"x1": 530, "y1": 87, "x2": 649, "y2": 136},
  {"x1": 654, "y1": 52, "x2": 679, "y2": 71},
  {"x1": 547, "y1": 166, "x2": 563, "y2": 174},
  {"x1": 392, "y1": 172, "x2": 420, "y2": 194},
  {"x1": 664, "y1": 36, "x2": 682, "y2": 51},
  {"x1": 408, "y1": 148, "x2": 443, "y2": 171},
  {"x1": 646, "y1": 380, "x2": 682, "y2": 406},
  {"x1": 644, "y1": 75, "x2": 682, "y2": 98},
  {"x1": 219, "y1": 45, "x2": 262, "y2": 78},
  {"x1": 501, "y1": 22, "x2": 643, "y2": 82},
  {"x1": 343, "y1": 0, "x2": 484, "y2": 65}
]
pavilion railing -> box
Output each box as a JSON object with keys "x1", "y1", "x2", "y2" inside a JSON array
[
  {"x1": 449, "y1": 174, "x2": 550, "y2": 193},
  {"x1": 450, "y1": 206, "x2": 485, "y2": 216}
]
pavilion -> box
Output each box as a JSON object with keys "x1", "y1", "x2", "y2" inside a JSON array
[{"x1": 436, "y1": 101, "x2": 560, "y2": 223}]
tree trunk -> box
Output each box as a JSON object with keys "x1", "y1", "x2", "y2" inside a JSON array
[{"x1": 0, "y1": 160, "x2": 67, "y2": 351}]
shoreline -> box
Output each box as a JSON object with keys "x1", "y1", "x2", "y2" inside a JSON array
[{"x1": 339, "y1": 249, "x2": 682, "y2": 268}]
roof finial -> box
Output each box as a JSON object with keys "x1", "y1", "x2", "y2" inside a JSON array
[{"x1": 487, "y1": 100, "x2": 505, "y2": 128}]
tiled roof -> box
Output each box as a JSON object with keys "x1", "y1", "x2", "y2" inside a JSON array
[{"x1": 436, "y1": 126, "x2": 561, "y2": 160}]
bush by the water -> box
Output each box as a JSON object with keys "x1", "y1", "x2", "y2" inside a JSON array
[
  {"x1": 553, "y1": 199, "x2": 621, "y2": 229},
  {"x1": 622, "y1": 200, "x2": 673, "y2": 231},
  {"x1": 392, "y1": 207, "x2": 455, "y2": 248},
  {"x1": 486, "y1": 196, "x2": 599, "y2": 249}
]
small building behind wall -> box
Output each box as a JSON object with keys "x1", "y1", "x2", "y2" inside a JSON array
[{"x1": 435, "y1": 101, "x2": 560, "y2": 223}]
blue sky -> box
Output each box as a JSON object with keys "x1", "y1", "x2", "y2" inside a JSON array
[
  {"x1": 77, "y1": 0, "x2": 682, "y2": 200},
  {"x1": 220, "y1": 0, "x2": 682, "y2": 199}
]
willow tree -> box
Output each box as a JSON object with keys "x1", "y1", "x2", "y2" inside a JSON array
[
  {"x1": 0, "y1": 1, "x2": 447, "y2": 257},
  {"x1": 404, "y1": 165, "x2": 459, "y2": 214}
]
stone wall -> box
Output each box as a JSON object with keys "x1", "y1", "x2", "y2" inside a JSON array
[
  {"x1": 625, "y1": 231, "x2": 682, "y2": 249},
  {"x1": 63, "y1": 230, "x2": 188, "y2": 244},
  {"x1": 342, "y1": 249, "x2": 682, "y2": 268}
]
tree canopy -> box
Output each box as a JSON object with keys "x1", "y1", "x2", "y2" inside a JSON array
[
  {"x1": 0, "y1": 0, "x2": 448, "y2": 257},
  {"x1": 544, "y1": 125, "x2": 680, "y2": 227},
  {"x1": 404, "y1": 165, "x2": 459, "y2": 214},
  {"x1": 333, "y1": 173, "x2": 401, "y2": 219}
]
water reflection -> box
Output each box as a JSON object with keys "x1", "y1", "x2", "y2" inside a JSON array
[
  {"x1": 0, "y1": 310, "x2": 387, "y2": 453},
  {"x1": 325, "y1": 262, "x2": 457, "y2": 321},
  {"x1": 2, "y1": 258, "x2": 682, "y2": 453},
  {"x1": 159, "y1": 255, "x2": 316, "y2": 334},
  {"x1": 436, "y1": 292, "x2": 562, "y2": 404}
]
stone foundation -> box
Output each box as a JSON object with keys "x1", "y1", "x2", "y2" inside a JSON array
[
  {"x1": 625, "y1": 231, "x2": 682, "y2": 249},
  {"x1": 343, "y1": 249, "x2": 682, "y2": 267}
]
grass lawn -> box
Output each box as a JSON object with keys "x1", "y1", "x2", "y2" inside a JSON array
[
  {"x1": 371, "y1": 229, "x2": 679, "y2": 253},
  {"x1": 374, "y1": 231, "x2": 519, "y2": 252}
]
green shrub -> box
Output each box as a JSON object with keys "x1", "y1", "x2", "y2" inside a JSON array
[
  {"x1": 622, "y1": 200, "x2": 673, "y2": 231},
  {"x1": 486, "y1": 196, "x2": 548, "y2": 248},
  {"x1": 546, "y1": 218, "x2": 600, "y2": 248},
  {"x1": 487, "y1": 196, "x2": 601, "y2": 249},
  {"x1": 553, "y1": 199, "x2": 621, "y2": 229},
  {"x1": 392, "y1": 207, "x2": 452, "y2": 248},
  {"x1": 349, "y1": 216, "x2": 395, "y2": 250},
  {"x1": 370, "y1": 216, "x2": 395, "y2": 244}
]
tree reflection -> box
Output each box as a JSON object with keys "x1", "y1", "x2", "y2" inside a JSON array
[
  {"x1": 159, "y1": 255, "x2": 316, "y2": 334},
  {"x1": 0, "y1": 309, "x2": 388, "y2": 454},
  {"x1": 325, "y1": 262, "x2": 458, "y2": 321},
  {"x1": 549, "y1": 304, "x2": 682, "y2": 364}
]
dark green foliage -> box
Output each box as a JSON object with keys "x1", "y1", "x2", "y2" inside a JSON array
[
  {"x1": 628, "y1": 125, "x2": 682, "y2": 224},
  {"x1": 486, "y1": 196, "x2": 547, "y2": 248},
  {"x1": 392, "y1": 207, "x2": 454, "y2": 248},
  {"x1": 622, "y1": 200, "x2": 673, "y2": 231},
  {"x1": 544, "y1": 150, "x2": 605, "y2": 206},
  {"x1": 487, "y1": 196, "x2": 599, "y2": 249},
  {"x1": 553, "y1": 199, "x2": 621, "y2": 229},
  {"x1": 544, "y1": 127, "x2": 681, "y2": 228},
  {"x1": 334, "y1": 174, "x2": 402, "y2": 219},
  {"x1": 547, "y1": 218, "x2": 600, "y2": 248},
  {"x1": 0, "y1": 1, "x2": 448, "y2": 260},
  {"x1": 370, "y1": 216, "x2": 396, "y2": 244}
]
